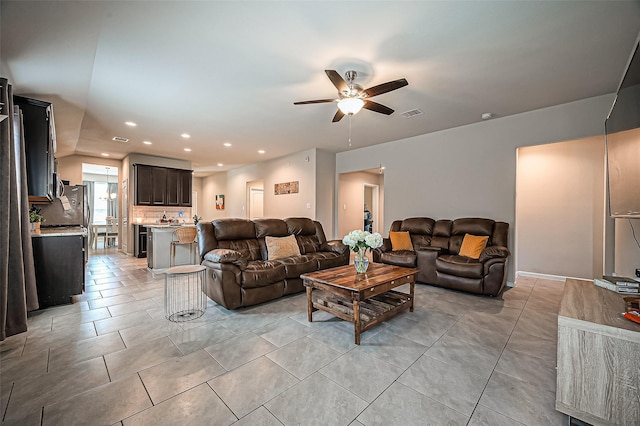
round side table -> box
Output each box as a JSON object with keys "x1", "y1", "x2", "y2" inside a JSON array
[{"x1": 164, "y1": 264, "x2": 207, "y2": 322}]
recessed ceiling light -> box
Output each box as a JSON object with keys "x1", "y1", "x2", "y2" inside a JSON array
[
  {"x1": 181, "y1": 133, "x2": 190, "y2": 139},
  {"x1": 125, "y1": 121, "x2": 137, "y2": 127},
  {"x1": 258, "y1": 150, "x2": 265, "y2": 154},
  {"x1": 184, "y1": 148, "x2": 192, "y2": 152},
  {"x1": 217, "y1": 163, "x2": 224, "y2": 167},
  {"x1": 101, "y1": 153, "x2": 110, "y2": 157},
  {"x1": 143, "y1": 141, "x2": 152, "y2": 145},
  {"x1": 223, "y1": 142, "x2": 232, "y2": 147}
]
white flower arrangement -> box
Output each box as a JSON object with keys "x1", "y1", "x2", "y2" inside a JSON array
[{"x1": 342, "y1": 229, "x2": 383, "y2": 253}]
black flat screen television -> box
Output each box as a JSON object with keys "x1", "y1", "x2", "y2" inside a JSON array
[{"x1": 606, "y1": 39, "x2": 640, "y2": 218}]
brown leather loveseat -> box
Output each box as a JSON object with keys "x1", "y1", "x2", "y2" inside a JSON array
[
  {"x1": 373, "y1": 217, "x2": 510, "y2": 296},
  {"x1": 197, "y1": 217, "x2": 349, "y2": 309}
]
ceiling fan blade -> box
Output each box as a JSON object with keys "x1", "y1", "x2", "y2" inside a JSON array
[
  {"x1": 294, "y1": 99, "x2": 336, "y2": 105},
  {"x1": 363, "y1": 78, "x2": 408, "y2": 98},
  {"x1": 332, "y1": 109, "x2": 345, "y2": 122},
  {"x1": 325, "y1": 70, "x2": 348, "y2": 93},
  {"x1": 363, "y1": 100, "x2": 394, "y2": 115}
]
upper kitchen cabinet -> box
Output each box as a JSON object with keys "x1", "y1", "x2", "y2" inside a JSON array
[
  {"x1": 14, "y1": 96, "x2": 56, "y2": 201},
  {"x1": 166, "y1": 168, "x2": 180, "y2": 206},
  {"x1": 179, "y1": 169, "x2": 192, "y2": 206},
  {"x1": 134, "y1": 164, "x2": 191, "y2": 206},
  {"x1": 151, "y1": 166, "x2": 168, "y2": 205}
]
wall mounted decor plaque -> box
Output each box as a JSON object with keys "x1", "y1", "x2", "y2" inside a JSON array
[{"x1": 274, "y1": 181, "x2": 299, "y2": 195}]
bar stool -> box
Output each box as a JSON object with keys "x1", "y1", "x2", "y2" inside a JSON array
[
  {"x1": 170, "y1": 227, "x2": 198, "y2": 266},
  {"x1": 164, "y1": 264, "x2": 207, "y2": 322}
]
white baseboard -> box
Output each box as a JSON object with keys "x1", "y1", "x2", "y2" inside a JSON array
[
  {"x1": 516, "y1": 271, "x2": 566, "y2": 281},
  {"x1": 516, "y1": 271, "x2": 586, "y2": 282}
]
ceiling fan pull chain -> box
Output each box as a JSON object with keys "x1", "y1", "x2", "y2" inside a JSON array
[{"x1": 348, "y1": 114, "x2": 352, "y2": 147}]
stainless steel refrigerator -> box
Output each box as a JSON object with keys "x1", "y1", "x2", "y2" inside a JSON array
[{"x1": 38, "y1": 184, "x2": 90, "y2": 228}]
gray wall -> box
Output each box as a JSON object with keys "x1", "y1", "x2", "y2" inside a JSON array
[{"x1": 336, "y1": 94, "x2": 615, "y2": 282}]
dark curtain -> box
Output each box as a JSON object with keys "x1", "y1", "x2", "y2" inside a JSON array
[
  {"x1": 1, "y1": 78, "x2": 39, "y2": 341},
  {"x1": 107, "y1": 182, "x2": 117, "y2": 218}
]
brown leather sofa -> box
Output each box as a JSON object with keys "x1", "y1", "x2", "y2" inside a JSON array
[
  {"x1": 372, "y1": 217, "x2": 510, "y2": 296},
  {"x1": 197, "y1": 217, "x2": 349, "y2": 309}
]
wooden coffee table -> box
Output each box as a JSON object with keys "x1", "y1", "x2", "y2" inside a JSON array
[{"x1": 301, "y1": 263, "x2": 419, "y2": 344}]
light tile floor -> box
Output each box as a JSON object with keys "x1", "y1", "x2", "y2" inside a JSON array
[{"x1": 0, "y1": 249, "x2": 569, "y2": 425}]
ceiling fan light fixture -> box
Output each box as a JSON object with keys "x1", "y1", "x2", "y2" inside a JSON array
[{"x1": 338, "y1": 98, "x2": 364, "y2": 115}]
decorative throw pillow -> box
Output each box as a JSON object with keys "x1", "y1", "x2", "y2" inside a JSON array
[
  {"x1": 390, "y1": 231, "x2": 414, "y2": 251},
  {"x1": 459, "y1": 234, "x2": 489, "y2": 259},
  {"x1": 266, "y1": 235, "x2": 301, "y2": 260}
]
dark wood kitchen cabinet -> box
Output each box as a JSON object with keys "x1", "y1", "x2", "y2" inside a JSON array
[
  {"x1": 166, "y1": 168, "x2": 181, "y2": 206},
  {"x1": 179, "y1": 169, "x2": 192, "y2": 206},
  {"x1": 14, "y1": 96, "x2": 56, "y2": 201},
  {"x1": 151, "y1": 167, "x2": 168, "y2": 205},
  {"x1": 32, "y1": 235, "x2": 85, "y2": 308},
  {"x1": 134, "y1": 164, "x2": 154, "y2": 205},
  {"x1": 134, "y1": 164, "x2": 192, "y2": 206}
]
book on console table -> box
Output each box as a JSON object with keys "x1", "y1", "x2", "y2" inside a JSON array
[{"x1": 594, "y1": 276, "x2": 640, "y2": 294}]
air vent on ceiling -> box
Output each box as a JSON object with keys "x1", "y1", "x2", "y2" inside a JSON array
[
  {"x1": 112, "y1": 136, "x2": 129, "y2": 143},
  {"x1": 401, "y1": 109, "x2": 423, "y2": 118}
]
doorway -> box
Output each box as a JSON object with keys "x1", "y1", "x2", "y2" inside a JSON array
[
  {"x1": 246, "y1": 180, "x2": 264, "y2": 219},
  {"x1": 363, "y1": 184, "x2": 380, "y2": 233},
  {"x1": 337, "y1": 169, "x2": 384, "y2": 238}
]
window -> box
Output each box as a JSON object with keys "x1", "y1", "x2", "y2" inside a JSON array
[{"x1": 93, "y1": 182, "x2": 108, "y2": 223}]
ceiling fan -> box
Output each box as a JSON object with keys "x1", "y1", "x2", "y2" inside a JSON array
[{"x1": 294, "y1": 70, "x2": 408, "y2": 122}]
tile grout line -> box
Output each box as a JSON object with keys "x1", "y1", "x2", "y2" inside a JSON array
[
  {"x1": 465, "y1": 281, "x2": 537, "y2": 425},
  {"x1": 205, "y1": 381, "x2": 239, "y2": 422}
]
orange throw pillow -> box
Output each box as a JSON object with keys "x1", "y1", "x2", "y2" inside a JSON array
[
  {"x1": 390, "y1": 231, "x2": 414, "y2": 251},
  {"x1": 459, "y1": 234, "x2": 489, "y2": 259}
]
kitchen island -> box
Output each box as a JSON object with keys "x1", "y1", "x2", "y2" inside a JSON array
[{"x1": 147, "y1": 225, "x2": 197, "y2": 271}]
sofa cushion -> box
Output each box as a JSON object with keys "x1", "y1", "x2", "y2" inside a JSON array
[
  {"x1": 459, "y1": 234, "x2": 489, "y2": 259},
  {"x1": 276, "y1": 256, "x2": 317, "y2": 278},
  {"x1": 390, "y1": 231, "x2": 414, "y2": 251},
  {"x1": 436, "y1": 255, "x2": 483, "y2": 279},
  {"x1": 241, "y1": 260, "x2": 287, "y2": 288},
  {"x1": 306, "y1": 252, "x2": 346, "y2": 269},
  {"x1": 213, "y1": 218, "x2": 256, "y2": 240},
  {"x1": 296, "y1": 235, "x2": 320, "y2": 254},
  {"x1": 400, "y1": 217, "x2": 435, "y2": 235},
  {"x1": 266, "y1": 235, "x2": 301, "y2": 260},
  {"x1": 285, "y1": 217, "x2": 317, "y2": 236},
  {"x1": 379, "y1": 250, "x2": 417, "y2": 268},
  {"x1": 254, "y1": 218, "x2": 289, "y2": 238}
]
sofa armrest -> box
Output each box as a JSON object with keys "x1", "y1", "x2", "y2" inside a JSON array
[
  {"x1": 203, "y1": 248, "x2": 248, "y2": 270},
  {"x1": 372, "y1": 238, "x2": 392, "y2": 262},
  {"x1": 320, "y1": 240, "x2": 348, "y2": 256},
  {"x1": 478, "y1": 245, "x2": 510, "y2": 263}
]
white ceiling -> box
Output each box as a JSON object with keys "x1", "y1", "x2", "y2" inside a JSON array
[{"x1": 2, "y1": 1, "x2": 639, "y2": 176}]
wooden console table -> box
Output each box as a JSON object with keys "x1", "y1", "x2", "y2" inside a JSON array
[{"x1": 556, "y1": 278, "x2": 640, "y2": 425}]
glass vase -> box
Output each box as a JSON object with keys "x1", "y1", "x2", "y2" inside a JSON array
[{"x1": 354, "y1": 250, "x2": 369, "y2": 274}]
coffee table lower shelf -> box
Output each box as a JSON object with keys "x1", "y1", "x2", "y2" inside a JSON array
[{"x1": 312, "y1": 290, "x2": 412, "y2": 341}]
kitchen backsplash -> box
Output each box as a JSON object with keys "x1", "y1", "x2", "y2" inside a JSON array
[{"x1": 132, "y1": 206, "x2": 192, "y2": 223}]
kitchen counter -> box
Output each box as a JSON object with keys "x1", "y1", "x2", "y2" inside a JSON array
[
  {"x1": 31, "y1": 227, "x2": 88, "y2": 237},
  {"x1": 147, "y1": 225, "x2": 197, "y2": 271},
  {"x1": 140, "y1": 223, "x2": 196, "y2": 228}
]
